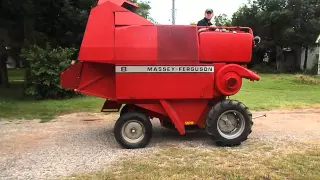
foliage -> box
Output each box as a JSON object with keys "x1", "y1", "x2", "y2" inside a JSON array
[
  {"x1": 232, "y1": 0, "x2": 320, "y2": 72},
  {"x1": 0, "y1": 0, "x2": 155, "y2": 98},
  {"x1": 250, "y1": 62, "x2": 278, "y2": 73},
  {"x1": 20, "y1": 44, "x2": 78, "y2": 99},
  {"x1": 128, "y1": 0, "x2": 156, "y2": 23},
  {"x1": 214, "y1": 14, "x2": 232, "y2": 26}
]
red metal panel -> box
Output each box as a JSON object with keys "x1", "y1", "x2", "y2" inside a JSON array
[
  {"x1": 115, "y1": 12, "x2": 153, "y2": 25},
  {"x1": 169, "y1": 100, "x2": 209, "y2": 126},
  {"x1": 115, "y1": 68, "x2": 214, "y2": 100},
  {"x1": 77, "y1": 62, "x2": 116, "y2": 99},
  {"x1": 215, "y1": 64, "x2": 260, "y2": 96},
  {"x1": 138, "y1": 99, "x2": 210, "y2": 131},
  {"x1": 60, "y1": 62, "x2": 83, "y2": 90},
  {"x1": 115, "y1": 26, "x2": 157, "y2": 61},
  {"x1": 199, "y1": 32, "x2": 253, "y2": 63},
  {"x1": 98, "y1": 0, "x2": 138, "y2": 12},
  {"x1": 160, "y1": 100, "x2": 185, "y2": 135},
  {"x1": 157, "y1": 25, "x2": 199, "y2": 62},
  {"x1": 101, "y1": 0, "x2": 130, "y2": 12},
  {"x1": 78, "y1": 2, "x2": 115, "y2": 62}
]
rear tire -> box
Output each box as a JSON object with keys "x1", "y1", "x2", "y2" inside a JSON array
[
  {"x1": 114, "y1": 112, "x2": 153, "y2": 149},
  {"x1": 206, "y1": 99, "x2": 253, "y2": 147}
]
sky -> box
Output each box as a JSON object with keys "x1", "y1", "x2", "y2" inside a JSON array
[{"x1": 148, "y1": 0, "x2": 248, "y2": 25}]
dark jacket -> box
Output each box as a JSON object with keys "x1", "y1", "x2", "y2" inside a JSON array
[{"x1": 197, "y1": 18, "x2": 213, "y2": 27}]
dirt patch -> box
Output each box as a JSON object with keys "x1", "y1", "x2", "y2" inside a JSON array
[
  {"x1": 0, "y1": 109, "x2": 319, "y2": 179},
  {"x1": 252, "y1": 108, "x2": 320, "y2": 144}
]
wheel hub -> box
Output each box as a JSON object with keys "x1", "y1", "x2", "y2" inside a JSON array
[
  {"x1": 121, "y1": 120, "x2": 145, "y2": 143},
  {"x1": 217, "y1": 110, "x2": 245, "y2": 139}
]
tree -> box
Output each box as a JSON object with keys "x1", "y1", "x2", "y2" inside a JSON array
[
  {"x1": 231, "y1": 0, "x2": 320, "y2": 72},
  {"x1": 0, "y1": 0, "x2": 155, "y2": 96},
  {"x1": 214, "y1": 14, "x2": 232, "y2": 26},
  {"x1": 128, "y1": 0, "x2": 155, "y2": 21}
]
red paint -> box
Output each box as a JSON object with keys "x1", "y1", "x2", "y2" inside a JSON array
[
  {"x1": 115, "y1": 68, "x2": 215, "y2": 100},
  {"x1": 215, "y1": 64, "x2": 260, "y2": 96},
  {"x1": 78, "y1": 2, "x2": 115, "y2": 62},
  {"x1": 60, "y1": 0, "x2": 261, "y2": 135},
  {"x1": 115, "y1": 26, "x2": 157, "y2": 61},
  {"x1": 157, "y1": 25, "x2": 199, "y2": 62},
  {"x1": 60, "y1": 62, "x2": 82, "y2": 90},
  {"x1": 98, "y1": 0, "x2": 138, "y2": 11},
  {"x1": 199, "y1": 31, "x2": 253, "y2": 63},
  {"x1": 115, "y1": 12, "x2": 153, "y2": 25},
  {"x1": 160, "y1": 100, "x2": 185, "y2": 135}
]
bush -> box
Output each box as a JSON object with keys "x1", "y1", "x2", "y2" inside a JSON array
[
  {"x1": 251, "y1": 62, "x2": 278, "y2": 74},
  {"x1": 21, "y1": 44, "x2": 78, "y2": 99}
]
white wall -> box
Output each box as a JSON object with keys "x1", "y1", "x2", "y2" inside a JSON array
[{"x1": 300, "y1": 45, "x2": 319, "y2": 70}]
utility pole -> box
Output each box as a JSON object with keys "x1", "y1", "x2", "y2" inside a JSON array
[{"x1": 172, "y1": 0, "x2": 176, "y2": 25}]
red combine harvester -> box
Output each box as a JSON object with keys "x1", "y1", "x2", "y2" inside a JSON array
[{"x1": 61, "y1": 0, "x2": 263, "y2": 149}]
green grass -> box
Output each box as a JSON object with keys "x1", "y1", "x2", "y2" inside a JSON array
[
  {"x1": 232, "y1": 73, "x2": 320, "y2": 110},
  {"x1": 1, "y1": 71, "x2": 105, "y2": 121},
  {"x1": 66, "y1": 141, "x2": 320, "y2": 180},
  {"x1": 1, "y1": 71, "x2": 320, "y2": 121},
  {"x1": 0, "y1": 93, "x2": 104, "y2": 121}
]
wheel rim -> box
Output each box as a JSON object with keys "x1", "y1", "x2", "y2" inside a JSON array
[
  {"x1": 217, "y1": 110, "x2": 246, "y2": 140},
  {"x1": 121, "y1": 120, "x2": 145, "y2": 144}
]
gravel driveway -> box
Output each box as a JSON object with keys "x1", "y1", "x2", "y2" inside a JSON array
[{"x1": 0, "y1": 109, "x2": 320, "y2": 180}]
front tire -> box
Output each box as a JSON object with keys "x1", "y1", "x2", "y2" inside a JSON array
[
  {"x1": 114, "y1": 112, "x2": 153, "y2": 149},
  {"x1": 206, "y1": 100, "x2": 253, "y2": 147}
]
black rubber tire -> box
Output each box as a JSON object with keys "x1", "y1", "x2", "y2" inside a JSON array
[
  {"x1": 205, "y1": 99, "x2": 253, "y2": 147},
  {"x1": 114, "y1": 112, "x2": 153, "y2": 149},
  {"x1": 119, "y1": 105, "x2": 129, "y2": 117}
]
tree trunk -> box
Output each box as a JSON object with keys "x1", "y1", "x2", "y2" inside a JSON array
[
  {"x1": 0, "y1": 55, "x2": 9, "y2": 88},
  {"x1": 303, "y1": 46, "x2": 308, "y2": 70},
  {"x1": 276, "y1": 46, "x2": 285, "y2": 73}
]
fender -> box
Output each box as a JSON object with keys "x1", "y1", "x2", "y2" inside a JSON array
[{"x1": 215, "y1": 64, "x2": 260, "y2": 96}]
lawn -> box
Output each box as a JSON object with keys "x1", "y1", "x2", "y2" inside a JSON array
[
  {"x1": 232, "y1": 73, "x2": 320, "y2": 110},
  {"x1": 0, "y1": 69, "x2": 320, "y2": 121},
  {"x1": 67, "y1": 141, "x2": 320, "y2": 180},
  {"x1": 0, "y1": 69, "x2": 105, "y2": 121}
]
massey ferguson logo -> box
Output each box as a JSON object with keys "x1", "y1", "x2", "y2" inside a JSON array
[
  {"x1": 116, "y1": 66, "x2": 214, "y2": 73},
  {"x1": 146, "y1": 66, "x2": 213, "y2": 72},
  {"x1": 121, "y1": 67, "x2": 127, "y2": 72}
]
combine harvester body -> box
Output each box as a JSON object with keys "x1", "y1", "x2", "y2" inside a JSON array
[{"x1": 61, "y1": 0, "x2": 263, "y2": 149}]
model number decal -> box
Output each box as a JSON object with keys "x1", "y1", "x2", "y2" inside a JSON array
[{"x1": 116, "y1": 66, "x2": 214, "y2": 73}]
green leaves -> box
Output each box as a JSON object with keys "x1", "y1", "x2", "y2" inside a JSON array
[
  {"x1": 128, "y1": 0, "x2": 152, "y2": 19},
  {"x1": 214, "y1": 14, "x2": 232, "y2": 26},
  {"x1": 232, "y1": 0, "x2": 320, "y2": 48},
  {"x1": 21, "y1": 44, "x2": 78, "y2": 99}
]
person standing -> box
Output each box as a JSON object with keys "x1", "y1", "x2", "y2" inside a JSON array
[{"x1": 197, "y1": 8, "x2": 216, "y2": 32}]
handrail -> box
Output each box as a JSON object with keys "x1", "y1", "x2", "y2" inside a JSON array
[{"x1": 196, "y1": 25, "x2": 253, "y2": 35}]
